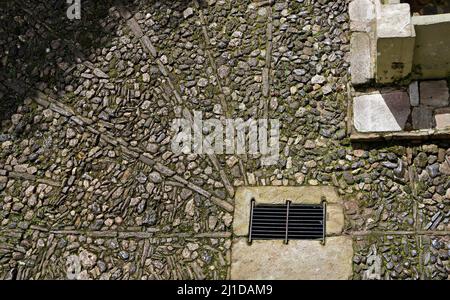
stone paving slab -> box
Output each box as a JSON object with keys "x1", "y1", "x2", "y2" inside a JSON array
[
  {"x1": 377, "y1": 4, "x2": 414, "y2": 38},
  {"x1": 350, "y1": 32, "x2": 373, "y2": 85},
  {"x1": 412, "y1": 106, "x2": 434, "y2": 130},
  {"x1": 420, "y1": 80, "x2": 449, "y2": 108},
  {"x1": 435, "y1": 108, "x2": 450, "y2": 129},
  {"x1": 349, "y1": 0, "x2": 375, "y2": 32},
  {"x1": 231, "y1": 237, "x2": 353, "y2": 280},
  {"x1": 353, "y1": 91, "x2": 411, "y2": 132}
]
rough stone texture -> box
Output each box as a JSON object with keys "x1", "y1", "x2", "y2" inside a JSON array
[
  {"x1": 434, "y1": 108, "x2": 450, "y2": 129},
  {"x1": 350, "y1": 32, "x2": 373, "y2": 85},
  {"x1": 420, "y1": 80, "x2": 449, "y2": 108},
  {"x1": 353, "y1": 91, "x2": 411, "y2": 132},
  {"x1": 412, "y1": 106, "x2": 434, "y2": 130},
  {"x1": 126, "y1": 18, "x2": 143, "y2": 38},
  {"x1": 1, "y1": 0, "x2": 448, "y2": 281},
  {"x1": 233, "y1": 186, "x2": 344, "y2": 236},
  {"x1": 231, "y1": 237, "x2": 353, "y2": 280},
  {"x1": 376, "y1": 4, "x2": 415, "y2": 83},
  {"x1": 409, "y1": 81, "x2": 419, "y2": 106},
  {"x1": 377, "y1": 4, "x2": 414, "y2": 38},
  {"x1": 349, "y1": 0, "x2": 375, "y2": 32}
]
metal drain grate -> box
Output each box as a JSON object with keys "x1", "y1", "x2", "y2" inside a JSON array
[{"x1": 248, "y1": 199, "x2": 326, "y2": 244}]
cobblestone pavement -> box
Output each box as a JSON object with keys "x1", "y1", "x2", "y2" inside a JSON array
[{"x1": 0, "y1": 0, "x2": 449, "y2": 280}]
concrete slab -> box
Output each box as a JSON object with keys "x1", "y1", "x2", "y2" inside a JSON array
[
  {"x1": 435, "y1": 108, "x2": 450, "y2": 129},
  {"x1": 233, "y1": 186, "x2": 344, "y2": 237},
  {"x1": 412, "y1": 106, "x2": 434, "y2": 130},
  {"x1": 350, "y1": 32, "x2": 373, "y2": 85},
  {"x1": 231, "y1": 237, "x2": 353, "y2": 280},
  {"x1": 353, "y1": 91, "x2": 411, "y2": 132},
  {"x1": 420, "y1": 80, "x2": 449, "y2": 108}
]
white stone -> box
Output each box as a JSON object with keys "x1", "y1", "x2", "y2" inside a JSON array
[
  {"x1": 25, "y1": 186, "x2": 35, "y2": 197},
  {"x1": 141, "y1": 100, "x2": 151, "y2": 110},
  {"x1": 350, "y1": 32, "x2": 373, "y2": 85},
  {"x1": 434, "y1": 108, "x2": 450, "y2": 129},
  {"x1": 11, "y1": 114, "x2": 22, "y2": 125},
  {"x1": 79, "y1": 248, "x2": 97, "y2": 269},
  {"x1": 311, "y1": 75, "x2": 325, "y2": 84},
  {"x1": 127, "y1": 18, "x2": 143, "y2": 38},
  {"x1": 349, "y1": 0, "x2": 375, "y2": 32},
  {"x1": 183, "y1": 7, "x2": 194, "y2": 19},
  {"x1": 377, "y1": 4, "x2": 414, "y2": 38},
  {"x1": 66, "y1": 128, "x2": 76, "y2": 139},
  {"x1": 197, "y1": 78, "x2": 208, "y2": 87},
  {"x1": 322, "y1": 84, "x2": 332, "y2": 95},
  {"x1": 257, "y1": 7, "x2": 267, "y2": 17},
  {"x1": 93, "y1": 68, "x2": 109, "y2": 79},
  {"x1": 217, "y1": 65, "x2": 230, "y2": 79},
  {"x1": 353, "y1": 91, "x2": 411, "y2": 132}
]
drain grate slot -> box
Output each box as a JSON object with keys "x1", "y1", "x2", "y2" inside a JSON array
[{"x1": 248, "y1": 200, "x2": 326, "y2": 244}]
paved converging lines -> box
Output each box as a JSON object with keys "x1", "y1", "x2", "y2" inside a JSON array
[{"x1": 0, "y1": 0, "x2": 449, "y2": 280}]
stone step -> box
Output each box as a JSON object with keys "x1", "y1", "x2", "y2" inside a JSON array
[{"x1": 353, "y1": 91, "x2": 410, "y2": 132}]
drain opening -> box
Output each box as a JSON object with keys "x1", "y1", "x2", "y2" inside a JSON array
[{"x1": 248, "y1": 199, "x2": 326, "y2": 244}]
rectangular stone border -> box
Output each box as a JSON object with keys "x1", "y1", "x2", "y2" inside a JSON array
[
  {"x1": 231, "y1": 187, "x2": 351, "y2": 280},
  {"x1": 230, "y1": 236, "x2": 353, "y2": 280},
  {"x1": 346, "y1": 83, "x2": 450, "y2": 141}
]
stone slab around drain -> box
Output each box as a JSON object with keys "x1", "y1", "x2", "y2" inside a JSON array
[
  {"x1": 231, "y1": 237, "x2": 353, "y2": 280},
  {"x1": 233, "y1": 186, "x2": 344, "y2": 237},
  {"x1": 420, "y1": 80, "x2": 449, "y2": 108},
  {"x1": 353, "y1": 91, "x2": 411, "y2": 132}
]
